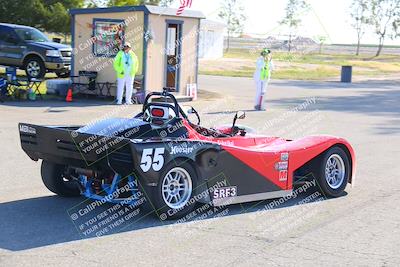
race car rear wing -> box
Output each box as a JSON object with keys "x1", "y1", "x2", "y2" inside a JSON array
[{"x1": 19, "y1": 123, "x2": 133, "y2": 169}]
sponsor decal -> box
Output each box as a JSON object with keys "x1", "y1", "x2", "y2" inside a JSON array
[
  {"x1": 279, "y1": 170, "x2": 288, "y2": 181},
  {"x1": 213, "y1": 186, "x2": 237, "y2": 199},
  {"x1": 280, "y1": 152, "x2": 289, "y2": 161},
  {"x1": 170, "y1": 145, "x2": 194, "y2": 155},
  {"x1": 275, "y1": 161, "x2": 288, "y2": 171},
  {"x1": 215, "y1": 140, "x2": 235, "y2": 146},
  {"x1": 19, "y1": 125, "x2": 36, "y2": 134}
]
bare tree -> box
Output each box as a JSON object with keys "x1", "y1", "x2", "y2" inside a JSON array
[
  {"x1": 369, "y1": 0, "x2": 400, "y2": 57},
  {"x1": 218, "y1": 0, "x2": 247, "y2": 52},
  {"x1": 279, "y1": 0, "x2": 310, "y2": 52},
  {"x1": 393, "y1": 8, "x2": 400, "y2": 37},
  {"x1": 350, "y1": 0, "x2": 370, "y2": 55}
]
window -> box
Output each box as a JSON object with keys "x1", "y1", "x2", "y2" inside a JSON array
[
  {"x1": 15, "y1": 27, "x2": 49, "y2": 42},
  {"x1": 0, "y1": 27, "x2": 20, "y2": 45},
  {"x1": 93, "y1": 19, "x2": 125, "y2": 57}
]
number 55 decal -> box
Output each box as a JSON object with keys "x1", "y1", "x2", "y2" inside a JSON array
[{"x1": 140, "y1": 148, "x2": 165, "y2": 172}]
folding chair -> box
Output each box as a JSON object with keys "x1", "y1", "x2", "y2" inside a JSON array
[
  {"x1": 71, "y1": 71, "x2": 98, "y2": 95},
  {"x1": 132, "y1": 75, "x2": 145, "y2": 104}
]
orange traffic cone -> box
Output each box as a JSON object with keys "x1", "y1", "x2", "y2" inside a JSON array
[{"x1": 66, "y1": 88, "x2": 73, "y2": 102}]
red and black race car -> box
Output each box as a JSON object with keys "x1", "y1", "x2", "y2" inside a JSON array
[{"x1": 19, "y1": 89, "x2": 355, "y2": 219}]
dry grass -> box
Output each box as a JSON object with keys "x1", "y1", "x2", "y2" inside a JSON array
[{"x1": 200, "y1": 49, "x2": 400, "y2": 80}]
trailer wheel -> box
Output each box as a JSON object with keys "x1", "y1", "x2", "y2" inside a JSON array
[
  {"x1": 315, "y1": 147, "x2": 350, "y2": 197},
  {"x1": 41, "y1": 161, "x2": 80, "y2": 197},
  {"x1": 151, "y1": 161, "x2": 198, "y2": 220}
]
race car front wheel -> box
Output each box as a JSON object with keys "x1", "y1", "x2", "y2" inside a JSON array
[
  {"x1": 315, "y1": 146, "x2": 350, "y2": 198},
  {"x1": 151, "y1": 161, "x2": 198, "y2": 220},
  {"x1": 41, "y1": 161, "x2": 81, "y2": 197}
]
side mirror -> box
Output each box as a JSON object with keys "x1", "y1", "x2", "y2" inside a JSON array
[
  {"x1": 181, "y1": 105, "x2": 195, "y2": 115},
  {"x1": 231, "y1": 111, "x2": 246, "y2": 135},
  {"x1": 182, "y1": 105, "x2": 200, "y2": 125},
  {"x1": 52, "y1": 37, "x2": 61, "y2": 43},
  {"x1": 236, "y1": 111, "x2": 246, "y2": 120}
]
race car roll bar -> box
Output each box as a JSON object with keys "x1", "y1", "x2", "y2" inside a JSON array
[{"x1": 142, "y1": 88, "x2": 189, "y2": 120}]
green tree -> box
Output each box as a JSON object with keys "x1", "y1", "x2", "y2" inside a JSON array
[
  {"x1": 43, "y1": 0, "x2": 84, "y2": 9},
  {"x1": 394, "y1": 18, "x2": 400, "y2": 38},
  {"x1": 0, "y1": 0, "x2": 84, "y2": 39},
  {"x1": 85, "y1": 0, "x2": 109, "y2": 7},
  {"x1": 369, "y1": 0, "x2": 400, "y2": 57},
  {"x1": 218, "y1": 0, "x2": 247, "y2": 52},
  {"x1": 350, "y1": 0, "x2": 370, "y2": 56},
  {"x1": 107, "y1": 0, "x2": 160, "y2": 6},
  {"x1": 0, "y1": 0, "x2": 48, "y2": 28},
  {"x1": 279, "y1": 0, "x2": 310, "y2": 52},
  {"x1": 46, "y1": 3, "x2": 71, "y2": 42}
]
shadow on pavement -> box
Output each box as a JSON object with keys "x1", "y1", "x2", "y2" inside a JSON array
[
  {"x1": 0, "y1": 185, "x2": 337, "y2": 251},
  {"x1": 0, "y1": 99, "x2": 116, "y2": 108}
]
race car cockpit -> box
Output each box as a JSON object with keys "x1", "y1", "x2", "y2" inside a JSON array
[{"x1": 139, "y1": 88, "x2": 247, "y2": 138}]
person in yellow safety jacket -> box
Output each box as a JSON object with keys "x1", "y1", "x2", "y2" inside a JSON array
[
  {"x1": 113, "y1": 42, "x2": 139, "y2": 105},
  {"x1": 253, "y1": 48, "x2": 274, "y2": 111}
]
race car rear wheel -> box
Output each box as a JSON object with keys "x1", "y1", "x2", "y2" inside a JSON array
[
  {"x1": 152, "y1": 161, "x2": 198, "y2": 220},
  {"x1": 41, "y1": 161, "x2": 80, "y2": 197},
  {"x1": 315, "y1": 146, "x2": 350, "y2": 197}
]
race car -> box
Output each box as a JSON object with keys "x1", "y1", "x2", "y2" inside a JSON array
[{"x1": 19, "y1": 89, "x2": 355, "y2": 219}]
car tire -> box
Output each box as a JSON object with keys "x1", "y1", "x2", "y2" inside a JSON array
[
  {"x1": 315, "y1": 146, "x2": 350, "y2": 198},
  {"x1": 25, "y1": 57, "x2": 46, "y2": 79},
  {"x1": 41, "y1": 160, "x2": 80, "y2": 197},
  {"x1": 150, "y1": 161, "x2": 198, "y2": 220}
]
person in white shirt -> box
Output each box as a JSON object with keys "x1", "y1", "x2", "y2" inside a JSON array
[{"x1": 253, "y1": 48, "x2": 274, "y2": 111}]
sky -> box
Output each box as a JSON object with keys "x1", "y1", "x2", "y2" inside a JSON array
[{"x1": 169, "y1": 0, "x2": 400, "y2": 45}]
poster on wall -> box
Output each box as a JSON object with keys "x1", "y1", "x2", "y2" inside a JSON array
[{"x1": 93, "y1": 20, "x2": 125, "y2": 57}]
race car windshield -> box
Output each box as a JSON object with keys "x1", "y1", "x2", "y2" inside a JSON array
[{"x1": 15, "y1": 28, "x2": 49, "y2": 42}]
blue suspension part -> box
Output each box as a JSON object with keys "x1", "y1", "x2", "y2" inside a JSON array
[{"x1": 79, "y1": 173, "x2": 141, "y2": 206}]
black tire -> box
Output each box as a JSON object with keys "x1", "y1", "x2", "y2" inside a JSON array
[
  {"x1": 149, "y1": 161, "x2": 198, "y2": 220},
  {"x1": 41, "y1": 161, "x2": 80, "y2": 197},
  {"x1": 314, "y1": 146, "x2": 350, "y2": 198},
  {"x1": 24, "y1": 56, "x2": 46, "y2": 79}
]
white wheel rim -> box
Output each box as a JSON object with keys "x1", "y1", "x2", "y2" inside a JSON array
[
  {"x1": 27, "y1": 61, "x2": 40, "y2": 77},
  {"x1": 161, "y1": 167, "x2": 192, "y2": 209},
  {"x1": 325, "y1": 154, "x2": 346, "y2": 189}
]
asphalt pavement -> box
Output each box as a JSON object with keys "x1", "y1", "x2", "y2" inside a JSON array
[{"x1": 0, "y1": 75, "x2": 399, "y2": 266}]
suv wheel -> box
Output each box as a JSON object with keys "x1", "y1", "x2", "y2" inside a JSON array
[{"x1": 25, "y1": 57, "x2": 45, "y2": 78}]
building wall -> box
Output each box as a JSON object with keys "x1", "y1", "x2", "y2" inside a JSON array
[
  {"x1": 146, "y1": 14, "x2": 200, "y2": 94},
  {"x1": 199, "y1": 20, "x2": 225, "y2": 59},
  {"x1": 73, "y1": 11, "x2": 144, "y2": 84}
]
